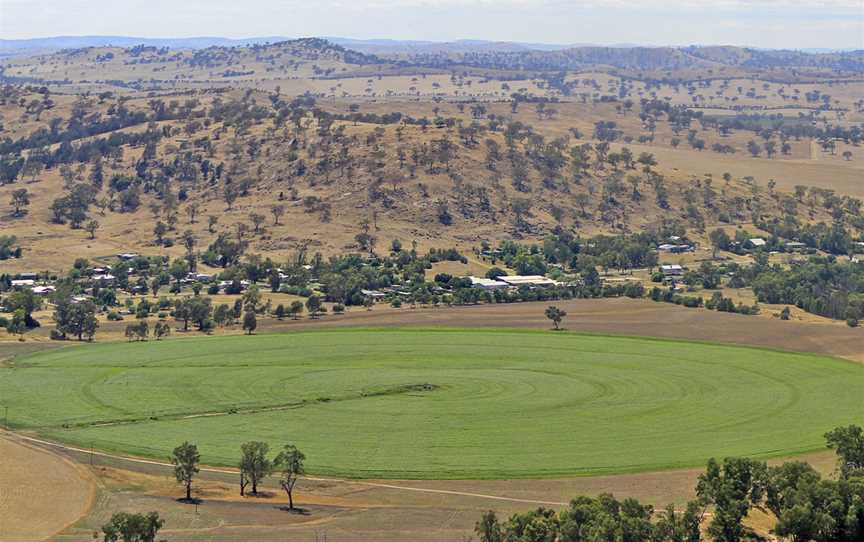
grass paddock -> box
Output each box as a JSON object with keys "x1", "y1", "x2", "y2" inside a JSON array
[{"x1": 2, "y1": 328, "x2": 862, "y2": 479}]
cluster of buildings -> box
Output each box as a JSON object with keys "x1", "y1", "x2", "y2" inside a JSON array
[
  {"x1": 468, "y1": 275, "x2": 562, "y2": 291},
  {"x1": 657, "y1": 236, "x2": 694, "y2": 254}
]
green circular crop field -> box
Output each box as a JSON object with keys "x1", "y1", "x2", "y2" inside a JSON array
[{"x1": 2, "y1": 329, "x2": 862, "y2": 479}]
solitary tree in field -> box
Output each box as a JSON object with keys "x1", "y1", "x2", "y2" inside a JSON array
[
  {"x1": 240, "y1": 441, "x2": 273, "y2": 496},
  {"x1": 101, "y1": 511, "x2": 164, "y2": 542},
  {"x1": 170, "y1": 441, "x2": 200, "y2": 502},
  {"x1": 10, "y1": 188, "x2": 30, "y2": 217},
  {"x1": 274, "y1": 444, "x2": 305, "y2": 511},
  {"x1": 545, "y1": 306, "x2": 566, "y2": 330},
  {"x1": 289, "y1": 301, "x2": 304, "y2": 320},
  {"x1": 85, "y1": 219, "x2": 100, "y2": 240},
  {"x1": 242, "y1": 310, "x2": 257, "y2": 335}
]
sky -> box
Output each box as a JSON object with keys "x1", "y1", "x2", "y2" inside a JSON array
[{"x1": 1, "y1": 0, "x2": 862, "y2": 49}]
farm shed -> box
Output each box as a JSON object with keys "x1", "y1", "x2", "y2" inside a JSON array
[
  {"x1": 469, "y1": 277, "x2": 509, "y2": 290},
  {"x1": 660, "y1": 265, "x2": 684, "y2": 277},
  {"x1": 497, "y1": 275, "x2": 560, "y2": 287}
]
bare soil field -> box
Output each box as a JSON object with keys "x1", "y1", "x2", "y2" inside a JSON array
[
  {"x1": 0, "y1": 435, "x2": 95, "y2": 542},
  {"x1": 247, "y1": 298, "x2": 864, "y2": 363}
]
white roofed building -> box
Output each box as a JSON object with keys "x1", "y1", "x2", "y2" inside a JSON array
[
  {"x1": 497, "y1": 275, "x2": 559, "y2": 288},
  {"x1": 660, "y1": 265, "x2": 684, "y2": 276},
  {"x1": 469, "y1": 277, "x2": 509, "y2": 290}
]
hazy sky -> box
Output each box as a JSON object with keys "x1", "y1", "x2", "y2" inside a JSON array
[{"x1": 1, "y1": 0, "x2": 862, "y2": 49}]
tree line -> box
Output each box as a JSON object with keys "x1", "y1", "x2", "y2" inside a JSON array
[{"x1": 475, "y1": 425, "x2": 864, "y2": 542}]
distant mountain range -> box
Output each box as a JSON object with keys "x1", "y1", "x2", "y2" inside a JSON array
[
  {"x1": 1, "y1": 36, "x2": 860, "y2": 75},
  {"x1": 1, "y1": 35, "x2": 857, "y2": 54},
  {"x1": 0, "y1": 35, "x2": 291, "y2": 51}
]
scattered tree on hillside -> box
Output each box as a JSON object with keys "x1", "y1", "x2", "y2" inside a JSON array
[
  {"x1": 271, "y1": 204, "x2": 285, "y2": 225},
  {"x1": 85, "y1": 219, "x2": 100, "y2": 239},
  {"x1": 185, "y1": 202, "x2": 199, "y2": 224},
  {"x1": 10, "y1": 188, "x2": 29, "y2": 217},
  {"x1": 709, "y1": 228, "x2": 731, "y2": 259},
  {"x1": 250, "y1": 212, "x2": 265, "y2": 234}
]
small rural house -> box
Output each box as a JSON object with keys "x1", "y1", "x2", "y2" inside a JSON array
[
  {"x1": 660, "y1": 265, "x2": 684, "y2": 277},
  {"x1": 748, "y1": 238, "x2": 767, "y2": 248}
]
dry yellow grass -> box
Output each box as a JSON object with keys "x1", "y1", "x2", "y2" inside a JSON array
[{"x1": 0, "y1": 435, "x2": 95, "y2": 542}]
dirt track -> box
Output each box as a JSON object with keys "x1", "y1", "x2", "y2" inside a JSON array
[
  {"x1": 10, "y1": 431, "x2": 839, "y2": 542},
  {"x1": 0, "y1": 435, "x2": 94, "y2": 542}
]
